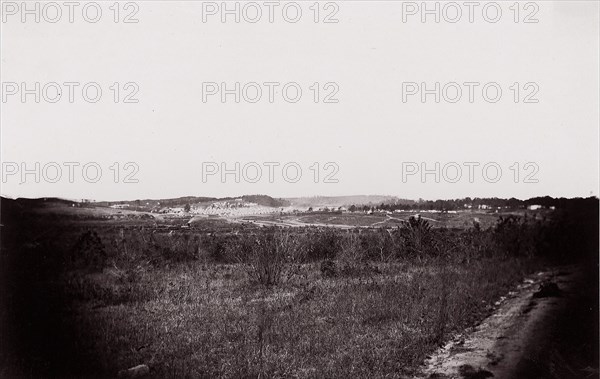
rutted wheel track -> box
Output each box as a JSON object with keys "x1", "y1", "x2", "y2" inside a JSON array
[{"x1": 416, "y1": 266, "x2": 592, "y2": 379}]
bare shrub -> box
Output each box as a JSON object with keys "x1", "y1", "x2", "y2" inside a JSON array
[
  {"x1": 229, "y1": 230, "x2": 305, "y2": 286},
  {"x1": 456, "y1": 226, "x2": 494, "y2": 263},
  {"x1": 199, "y1": 233, "x2": 229, "y2": 263},
  {"x1": 152, "y1": 232, "x2": 202, "y2": 262},
  {"x1": 304, "y1": 228, "x2": 340, "y2": 261},
  {"x1": 338, "y1": 232, "x2": 363, "y2": 264},
  {"x1": 338, "y1": 232, "x2": 383, "y2": 277},
  {"x1": 358, "y1": 229, "x2": 398, "y2": 262}
]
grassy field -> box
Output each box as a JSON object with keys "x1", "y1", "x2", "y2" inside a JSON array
[
  {"x1": 240, "y1": 210, "x2": 533, "y2": 230},
  {"x1": 69, "y1": 259, "x2": 536, "y2": 378},
  {"x1": 1, "y1": 198, "x2": 597, "y2": 378}
]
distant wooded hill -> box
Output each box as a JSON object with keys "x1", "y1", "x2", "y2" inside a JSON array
[{"x1": 93, "y1": 194, "x2": 289, "y2": 209}]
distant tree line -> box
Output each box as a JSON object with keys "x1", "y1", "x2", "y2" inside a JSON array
[{"x1": 346, "y1": 196, "x2": 598, "y2": 212}]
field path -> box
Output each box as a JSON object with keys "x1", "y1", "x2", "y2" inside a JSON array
[{"x1": 416, "y1": 266, "x2": 592, "y2": 379}]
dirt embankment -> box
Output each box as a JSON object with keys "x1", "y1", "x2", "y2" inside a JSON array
[{"x1": 418, "y1": 264, "x2": 599, "y2": 379}]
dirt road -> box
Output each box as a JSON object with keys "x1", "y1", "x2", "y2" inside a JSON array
[{"x1": 417, "y1": 265, "x2": 599, "y2": 379}]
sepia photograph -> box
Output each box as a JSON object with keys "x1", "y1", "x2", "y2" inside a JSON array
[{"x1": 1, "y1": 1, "x2": 599, "y2": 378}]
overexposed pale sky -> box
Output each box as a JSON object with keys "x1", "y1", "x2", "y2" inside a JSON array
[{"x1": 1, "y1": 1, "x2": 598, "y2": 201}]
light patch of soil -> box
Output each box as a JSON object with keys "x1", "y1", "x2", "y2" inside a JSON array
[{"x1": 417, "y1": 266, "x2": 585, "y2": 379}]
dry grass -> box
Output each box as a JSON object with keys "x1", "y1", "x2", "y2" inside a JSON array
[{"x1": 67, "y1": 257, "x2": 536, "y2": 378}]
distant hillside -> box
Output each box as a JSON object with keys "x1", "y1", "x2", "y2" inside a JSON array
[
  {"x1": 1, "y1": 196, "x2": 78, "y2": 212},
  {"x1": 93, "y1": 194, "x2": 288, "y2": 209},
  {"x1": 241, "y1": 195, "x2": 290, "y2": 207},
  {"x1": 0, "y1": 196, "x2": 83, "y2": 222},
  {"x1": 94, "y1": 196, "x2": 218, "y2": 208},
  {"x1": 285, "y1": 195, "x2": 415, "y2": 208}
]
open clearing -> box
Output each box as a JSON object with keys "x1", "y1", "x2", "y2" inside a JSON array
[{"x1": 1, "y1": 198, "x2": 597, "y2": 378}]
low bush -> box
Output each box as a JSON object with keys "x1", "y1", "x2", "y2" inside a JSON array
[{"x1": 228, "y1": 230, "x2": 305, "y2": 286}]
